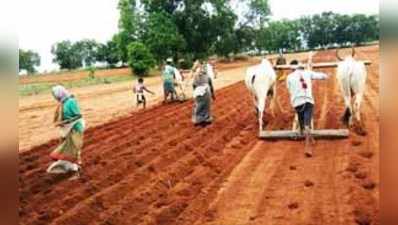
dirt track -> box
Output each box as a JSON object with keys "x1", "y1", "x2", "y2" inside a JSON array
[{"x1": 19, "y1": 46, "x2": 379, "y2": 225}]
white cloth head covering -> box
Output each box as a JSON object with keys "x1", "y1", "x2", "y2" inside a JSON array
[
  {"x1": 52, "y1": 85, "x2": 71, "y2": 102},
  {"x1": 166, "y1": 58, "x2": 173, "y2": 63}
]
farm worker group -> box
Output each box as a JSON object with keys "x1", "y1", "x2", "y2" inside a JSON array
[
  {"x1": 286, "y1": 60, "x2": 329, "y2": 157},
  {"x1": 46, "y1": 58, "x2": 217, "y2": 176}
]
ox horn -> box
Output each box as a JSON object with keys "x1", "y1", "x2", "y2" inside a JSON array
[{"x1": 336, "y1": 49, "x2": 343, "y2": 61}]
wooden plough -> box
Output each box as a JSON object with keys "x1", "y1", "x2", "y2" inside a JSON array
[{"x1": 260, "y1": 129, "x2": 349, "y2": 140}]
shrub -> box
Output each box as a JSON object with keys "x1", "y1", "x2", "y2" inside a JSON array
[
  {"x1": 87, "y1": 66, "x2": 96, "y2": 79},
  {"x1": 127, "y1": 42, "x2": 156, "y2": 76},
  {"x1": 233, "y1": 54, "x2": 249, "y2": 61}
]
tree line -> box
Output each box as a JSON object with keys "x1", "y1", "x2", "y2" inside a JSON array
[{"x1": 19, "y1": 0, "x2": 379, "y2": 75}]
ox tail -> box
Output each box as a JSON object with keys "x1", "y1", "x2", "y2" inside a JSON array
[
  {"x1": 251, "y1": 74, "x2": 256, "y2": 85},
  {"x1": 257, "y1": 96, "x2": 266, "y2": 131}
]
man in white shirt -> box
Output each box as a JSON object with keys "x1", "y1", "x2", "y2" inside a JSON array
[{"x1": 286, "y1": 60, "x2": 329, "y2": 157}]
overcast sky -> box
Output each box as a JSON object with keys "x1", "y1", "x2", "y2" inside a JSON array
[{"x1": 18, "y1": 0, "x2": 379, "y2": 72}]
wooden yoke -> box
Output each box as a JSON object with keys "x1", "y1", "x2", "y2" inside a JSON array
[{"x1": 274, "y1": 60, "x2": 372, "y2": 71}]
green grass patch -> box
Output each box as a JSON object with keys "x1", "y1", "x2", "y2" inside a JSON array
[{"x1": 19, "y1": 75, "x2": 136, "y2": 96}]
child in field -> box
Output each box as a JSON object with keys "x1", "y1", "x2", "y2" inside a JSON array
[{"x1": 133, "y1": 78, "x2": 155, "y2": 109}]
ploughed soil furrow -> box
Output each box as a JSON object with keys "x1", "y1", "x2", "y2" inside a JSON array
[
  {"x1": 19, "y1": 81, "x2": 241, "y2": 166},
  {"x1": 20, "y1": 85, "x2": 241, "y2": 205},
  {"x1": 192, "y1": 48, "x2": 378, "y2": 225},
  {"x1": 19, "y1": 101, "x2": 198, "y2": 213},
  {"x1": 19, "y1": 82, "x2": 260, "y2": 225},
  {"x1": 51, "y1": 99, "x2": 254, "y2": 225},
  {"x1": 19, "y1": 46, "x2": 379, "y2": 225}
]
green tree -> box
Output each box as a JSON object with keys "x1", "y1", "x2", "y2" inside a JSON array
[
  {"x1": 174, "y1": 0, "x2": 242, "y2": 59},
  {"x1": 116, "y1": 0, "x2": 144, "y2": 63},
  {"x1": 259, "y1": 20, "x2": 300, "y2": 53},
  {"x1": 234, "y1": 0, "x2": 271, "y2": 53},
  {"x1": 347, "y1": 14, "x2": 379, "y2": 44},
  {"x1": 297, "y1": 16, "x2": 314, "y2": 48},
  {"x1": 19, "y1": 49, "x2": 40, "y2": 74},
  {"x1": 297, "y1": 13, "x2": 379, "y2": 49},
  {"x1": 334, "y1": 14, "x2": 352, "y2": 46},
  {"x1": 51, "y1": 40, "x2": 82, "y2": 70},
  {"x1": 97, "y1": 39, "x2": 121, "y2": 67},
  {"x1": 141, "y1": 0, "x2": 183, "y2": 14},
  {"x1": 127, "y1": 42, "x2": 156, "y2": 76},
  {"x1": 214, "y1": 32, "x2": 238, "y2": 58},
  {"x1": 143, "y1": 11, "x2": 186, "y2": 63},
  {"x1": 243, "y1": 0, "x2": 271, "y2": 28},
  {"x1": 74, "y1": 39, "x2": 100, "y2": 67},
  {"x1": 310, "y1": 12, "x2": 338, "y2": 48},
  {"x1": 212, "y1": 3, "x2": 240, "y2": 57},
  {"x1": 363, "y1": 15, "x2": 379, "y2": 41},
  {"x1": 116, "y1": 0, "x2": 271, "y2": 61}
]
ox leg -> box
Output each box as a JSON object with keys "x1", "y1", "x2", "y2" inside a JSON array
[
  {"x1": 257, "y1": 96, "x2": 266, "y2": 133},
  {"x1": 253, "y1": 95, "x2": 259, "y2": 117},
  {"x1": 341, "y1": 95, "x2": 353, "y2": 127},
  {"x1": 258, "y1": 110, "x2": 264, "y2": 134},
  {"x1": 353, "y1": 94, "x2": 363, "y2": 125},
  {"x1": 268, "y1": 84, "x2": 277, "y2": 117},
  {"x1": 179, "y1": 84, "x2": 186, "y2": 100}
]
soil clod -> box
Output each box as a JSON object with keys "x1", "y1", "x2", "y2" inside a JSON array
[
  {"x1": 288, "y1": 202, "x2": 299, "y2": 210},
  {"x1": 362, "y1": 180, "x2": 376, "y2": 190},
  {"x1": 304, "y1": 180, "x2": 314, "y2": 187},
  {"x1": 359, "y1": 151, "x2": 374, "y2": 159}
]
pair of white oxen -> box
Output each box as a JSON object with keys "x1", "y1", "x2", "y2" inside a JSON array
[{"x1": 245, "y1": 49, "x2": 368, "y2": 133}]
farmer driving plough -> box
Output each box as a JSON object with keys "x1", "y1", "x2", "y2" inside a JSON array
[
  {"x1": 162, "y1": 58, "x2": 178, "y2": 103},
  {"x1": 162, "y1": 57, "x2": 189, "y2": 102},
  {"x1": 249, "y1": 49, "x2": 371, "y2": 157},
  {"x1": 286, "y1": 58, "x2": 329, "y2": 157}
]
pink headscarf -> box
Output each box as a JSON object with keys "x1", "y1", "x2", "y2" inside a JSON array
[{"x1": 52, "y1": 85, "x2": 71, "y2": 102}]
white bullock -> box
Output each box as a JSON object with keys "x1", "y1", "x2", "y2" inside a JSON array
[
  {"x1": 245, "y1": 58, "x2": 277, "y2": 133},
  {"x1": 336, "y1": 48, "x2": 367, "y2": 127}
]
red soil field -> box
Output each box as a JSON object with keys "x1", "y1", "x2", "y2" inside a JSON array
[{"x1": 19, "y1": 46, "x2": 379, "y2": 225}]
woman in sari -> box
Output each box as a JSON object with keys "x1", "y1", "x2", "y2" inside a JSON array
[
  {"x1": 191, "y1": 60, "x2": 216, "y2": 126},
  {"x1": 47, "y1": 85, "x2": 85, "y2": 177}
]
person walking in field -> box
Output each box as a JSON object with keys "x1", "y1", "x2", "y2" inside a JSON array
[
  {"x1": 133, "y1": 77, "x2": 155, "y2": 109},
  {"x1": 286, "y1": 60, "x2": 329, "y2": 157},
  {"x1": 191, "y1": 60, "x2": 216, "y2": 126},
  {"x1": 162, "y1": 58, "x2": 178, "y2": 103},
  {"x1": 47, "y1": 85, "x2": 85, "y2": 179}
]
